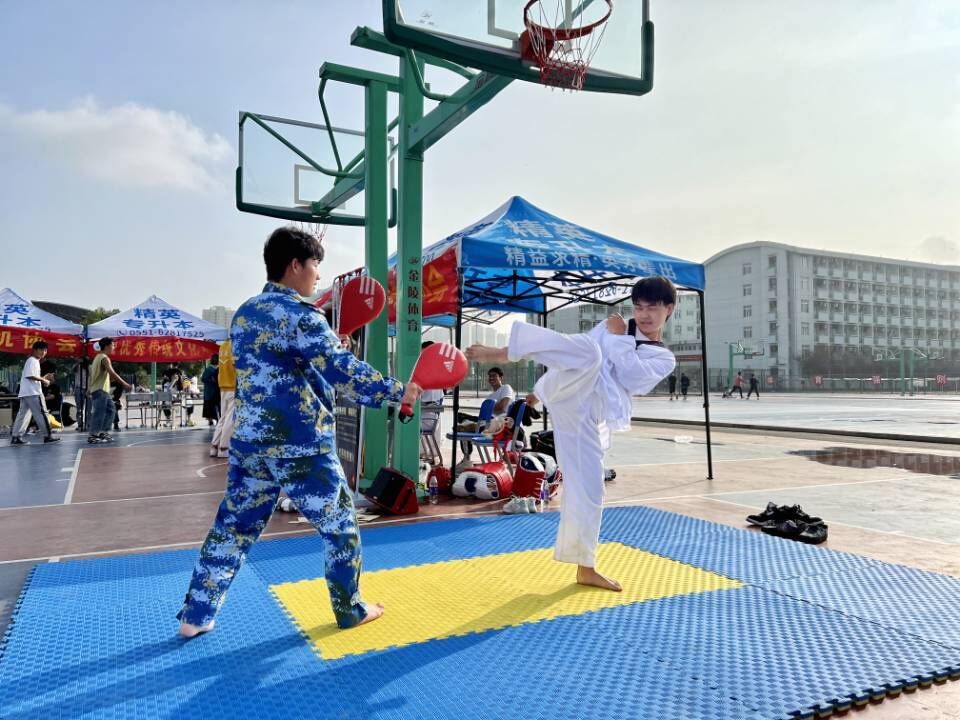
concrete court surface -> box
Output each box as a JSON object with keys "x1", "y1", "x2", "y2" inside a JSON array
[
  {"x1": 633, "y1": 392, "x2": 960, "y2": 439},
  {"x1": 0, "y1": 416, "x2": 958, "y2": 718}
]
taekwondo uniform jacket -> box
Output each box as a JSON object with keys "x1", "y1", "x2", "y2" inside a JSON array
[{"x1": 587, "y1": 320, "x2": 676, "y2": 435}]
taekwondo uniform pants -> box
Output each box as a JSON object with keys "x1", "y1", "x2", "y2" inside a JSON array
[
  {"x1": 178, "y1": 447, "x2": 369, "y2": 629},
  {"x1": 508, "y1": 322, "x2": 608, "y2": 568}
]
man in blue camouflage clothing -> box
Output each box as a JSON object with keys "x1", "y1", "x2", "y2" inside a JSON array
[{"x1": 178, "y1": 226, "x2": 421, "y2": 637}]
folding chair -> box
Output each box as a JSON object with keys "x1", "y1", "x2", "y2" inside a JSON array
[
  {"x1": 419, "y1": 401, "x2": 444, "y2": 465},
  {"x1": 446, "y1": 398, "x2": 496, "y2": 463}
]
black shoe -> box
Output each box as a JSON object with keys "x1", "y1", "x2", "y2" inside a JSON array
[
  {"x1": 747, "y1": 502, "x2": 822, "y2": 528},
  {"x1": 773, "y1": 504, "x2": 822, "y2": 526},
  {"x1": 10, "y1": 437, "x2": 26, "y2": 446},
  {"x1": 798, "y1": 522, "x2": 828, "y2": 544},
  {"x1": 746, "y1": 502, "x2": 788, "y2": 526},
  {"x1": 760, "y1": 518, "x2": 805, "y2": 539},
  {"x1": 761, "y1": 518, "x2": 829, "y2": 544},
  {"x1": 44, "y1": 436, "x2": 61, "y2": 444}
]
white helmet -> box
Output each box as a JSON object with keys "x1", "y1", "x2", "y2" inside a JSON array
[{"x1": 452, "y1": 470, "x2": 486, "y2": 497}]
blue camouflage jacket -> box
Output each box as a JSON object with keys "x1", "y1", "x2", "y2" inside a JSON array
[{"x1": 230, "y1": 282, "x2": 404, "y2": 458}]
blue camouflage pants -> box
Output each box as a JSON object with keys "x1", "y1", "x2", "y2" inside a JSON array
[{"x1": 177, "y1": 449, "x2": 369, "y2": 629}]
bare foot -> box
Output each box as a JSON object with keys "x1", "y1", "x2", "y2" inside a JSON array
[
  {"x1": 178, "y1": 620, "x2": 215, "y2": 638},
  {"x1": 465, "y1": 344, "x2": 509, "y2": 364},
  {"x1": 577, "y1": 566, "x2": 622, "y2": 592},
  {"x1": 356, "y1": 602, "x2": 385, "y2": 627}
]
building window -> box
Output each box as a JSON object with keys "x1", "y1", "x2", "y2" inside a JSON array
[
  {"x1": 768, "y1": 278, "x2": 777, "y2": 292},
  {"x1": 742, "y1": 262, "x2": 752, "y2": 275},
  {"x1": 768, "y1": 256, "x2": 777, "y2": 269},
  {"x1": 801, "y1": 322, "x2": 810, "y2": 335},
  {"x1": 799, "y1": 257, "x2": 810, "y2": 270},
  {"x1": 769, "y1": 321, "x2": 778, "y2": 335},
  {"x1": 769, "y1": 343, "x2": 779, "y2": 356},
  {"x1": 800, "y1": 278, "x2": 809, "y2": 290},
  {"x1": 801, "y1": 299, "x2": 809, "y2": 313},
  {"x1": 744, "y1": 326, "x2": 753, "y2": 339},
  {"x1": 744, "y1": 305, "x2": 752, "y2": 318},
  {"x1": 769, "y1": 300, "x2": 777, "y2": 313},
  {"x1": 743, "y1": 284, "x2": 752, "y2": 297}
]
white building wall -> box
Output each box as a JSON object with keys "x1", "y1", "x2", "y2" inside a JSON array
[{"x1": 704, "y1": 242, "x2": 960, "y2": 383}]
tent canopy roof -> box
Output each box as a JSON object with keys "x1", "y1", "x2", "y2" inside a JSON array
[
  {"x1": 0, "y1": 288, "x2": 84, "y2": 336},
  {"x1": 87, "y1": 295, "x2": 228, "y2": 342},
  {"x1": 392, "y1": 196, "x2": 705, "y2": 317}
]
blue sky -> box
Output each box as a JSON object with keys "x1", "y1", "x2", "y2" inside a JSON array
[{"x1": 1, "y1": 1, "x2": 958, "y2": 315}]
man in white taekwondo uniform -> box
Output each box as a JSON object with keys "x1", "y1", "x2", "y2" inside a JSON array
[{"x1": 466, "y1": 276, "x2": 676, "y2": 591}]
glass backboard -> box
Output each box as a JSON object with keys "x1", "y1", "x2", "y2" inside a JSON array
[
  {"x1": 384, "y1": 0, "x2": 653, "y2": 95},
  {"x1": 237, "y1": 112, "x2": 396, "y2": 226}
]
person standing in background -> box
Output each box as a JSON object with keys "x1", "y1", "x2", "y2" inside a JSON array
[
  {"x1": 210, "y1": 343, "x2": 236, "y2": 458},
  {"x1": 202, "y1": 354, "x2": 221, "y2": 427}
]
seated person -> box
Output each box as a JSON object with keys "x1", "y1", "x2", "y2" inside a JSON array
[{"x1": 456, "y1": 366, "x2": 515, "y2": 431}]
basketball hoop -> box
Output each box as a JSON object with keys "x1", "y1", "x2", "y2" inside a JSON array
[{"x1": 520, "y1": 0, "x2": 614, "y2": 91}]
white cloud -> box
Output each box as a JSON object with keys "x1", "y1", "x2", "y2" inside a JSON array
[{"x1": 0, "y1": 97, "x2": 232, "y2": 191}]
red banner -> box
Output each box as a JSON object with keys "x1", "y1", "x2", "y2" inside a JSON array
[
  {"x1": 388, "y1": 246, "x2": 459, "y2": 323},
  {"x1": 0, "y1": 328, "x2": 84, "y2": 357},
  {"x1": 85, "y1": 337, "x2": 219, "y2": 363}
]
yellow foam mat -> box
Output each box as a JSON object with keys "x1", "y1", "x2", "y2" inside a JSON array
[{"x1": 271, "y1": 542, "x2": 742, "y2": 660}]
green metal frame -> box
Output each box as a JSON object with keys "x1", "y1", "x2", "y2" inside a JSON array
[{"x1": 382, "y1": 0, "x2": 654, "y2": 96}]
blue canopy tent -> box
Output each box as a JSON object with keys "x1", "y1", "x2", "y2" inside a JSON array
[{"x1": 393, "y1": 196, "x2": 715, "y2": 479}]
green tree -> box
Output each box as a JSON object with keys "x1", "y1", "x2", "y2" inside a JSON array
[{"x1": 81, "y1": 307, "x2": 120, "y2": 325}]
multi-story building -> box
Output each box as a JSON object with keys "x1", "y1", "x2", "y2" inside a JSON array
[
  {"x1": 201, "y1": 305, "x2": 235, "y2": 330},
  {"x1": 704, "y1": 242, "x2": 960, "y2": 381}
]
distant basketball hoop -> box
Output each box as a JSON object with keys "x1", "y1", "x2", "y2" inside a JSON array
[{"x1": 520, "y1": 0, "x2": 613, "y2": 90}]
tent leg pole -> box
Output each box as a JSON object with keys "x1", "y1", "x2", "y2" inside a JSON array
[
  {"x1": 540, "y1": 311, "x2": 548, "y2": 431},
  {"x1": 450, "y1": 270, "x2": 464, "y2": 479},
  {"x1": 697, "y1": 290, "x2": 713, "y2": 480}
]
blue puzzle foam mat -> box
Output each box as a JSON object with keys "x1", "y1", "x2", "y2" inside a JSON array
[{"x1": 1, "y1": 506, "x2": 957, "y2": 720}]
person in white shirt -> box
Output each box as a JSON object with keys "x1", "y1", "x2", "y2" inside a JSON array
[
  {"x1": 467, "y1": 276, "x2": 677, "y2": 592},
  {"x1": 456, "y1": 367, "x2": 516, "y2": 431},
  {"x1": 10, "y1": 340, "x2": 60, "y2": 446}
]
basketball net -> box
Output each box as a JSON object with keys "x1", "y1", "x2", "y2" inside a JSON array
[
  {"x1": 520, "y1": 0, "x2": 613, "y2": 91},
  {"x1": 292, "y1": 220, "x2": 327, "y2": 245}
]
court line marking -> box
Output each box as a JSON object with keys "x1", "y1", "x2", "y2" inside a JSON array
[
  {"x1": 63, "y1": 449, "x2": 82, "y2": 505},
  {"x1": 196, "y1": 461, "x2": 228, "y2": 478},
  {"x1": 4, "y1": 489, "x2": 226, "y2": 511}
]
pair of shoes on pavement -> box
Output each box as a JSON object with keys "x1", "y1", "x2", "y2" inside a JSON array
[
  {"x1": 746, "y1": 502, "x2": 828, "y2": 545},
  {"x1": 503, "y1": 496, "x2": 540, "y2": 514},
  {"x1": 87, "y1": 433, "x2": 115, "y2": 445}
]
